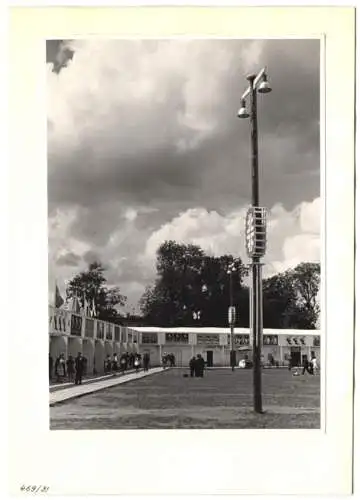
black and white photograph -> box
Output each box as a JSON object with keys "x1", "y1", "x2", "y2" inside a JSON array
[
  {"x1": 47, "y1": 37, "x2": 322, "y2": 429},
  {"x1": 7, "y1": 5, "x2": 355, "y2": 497}
]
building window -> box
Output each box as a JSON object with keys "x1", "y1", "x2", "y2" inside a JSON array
[
  {"x1": 97, "y1": 321, "x2": 105, "y2": 339},
  {"x1": 197, "y1": 334, "x2": 220, "y2": 346},
  {"x1": 71, "y1": 314, "x2": 82, "y2": 336},
  {"x1": 85, "y1": 318, "x2": 94, "y2": 337},
  {"x1": 106, "y1": 323, "x2": 112, "y2": 340},
  {"x1": 165, "y1": 333, "x2": 189, "y2": 344},
  {"x1": 114, "y1": 326, "x2": 120, "y2": 341},
  {"x1": 141, "y1": 333, "x2": 158, "y2": 344}
]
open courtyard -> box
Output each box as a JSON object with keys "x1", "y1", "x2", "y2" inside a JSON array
[{"x1": 50, "y1": 368, "x2": 320, "y2": 429}]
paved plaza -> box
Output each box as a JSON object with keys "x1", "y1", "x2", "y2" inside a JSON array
[{"x1": 50, "y1": 368, "x2": 320, "y2": 429}]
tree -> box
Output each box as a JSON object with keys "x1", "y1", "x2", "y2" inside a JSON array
[
  {"x1": 262, "y1": 262, "x2": 320, "y2": 329},
  {"x1": 66, "y1": 261, "x2": 127, "y2": 322},
  {"x1": 287, "y1": 262, "x2": 320, "y2": 328},
  {"x1": 140, "y1": 240, "x2": 249, "y2": 326},
  {"x1": 262, "y1": 273, "x2": 298, "y2": 328}
]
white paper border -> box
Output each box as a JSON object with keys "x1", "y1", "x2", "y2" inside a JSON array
[{"x1": 7, "y1": 6, "x2": 355, "y2": 496}]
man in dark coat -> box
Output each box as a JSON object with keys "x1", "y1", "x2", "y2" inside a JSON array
[
  {"x1": 49, "y1": 354, "x2": 53, "y2": 382},
  {"x1": 66, "y1": 355, "x2": 75, "y2": 383},
  {"x1": 143, "y1": 352, "x2": 150, "y2": 371},
  {"x1": 75, "y1": 352, "x2": 85, "y2": 385},
  {"x1": 189, "y1": 357, "x2": 196, "y2": 377},
  {"x1": 195, "y1": 354, "x2": 205, "y2": 378}
]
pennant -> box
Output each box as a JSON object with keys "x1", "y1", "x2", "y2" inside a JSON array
[{"x1": 55, "y1": 283, "x2": 64, "y2": 309}]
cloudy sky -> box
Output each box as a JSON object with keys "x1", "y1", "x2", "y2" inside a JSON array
[{"x1": 47, "y1": 38, "x2": 320, "y2": 312}]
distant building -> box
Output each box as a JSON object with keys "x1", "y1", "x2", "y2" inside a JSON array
[{"x1": 49, "y1": 305, "x2": 320, "y2": 373}]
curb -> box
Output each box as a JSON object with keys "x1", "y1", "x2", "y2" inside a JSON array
[{"x1": 49, "y1": 367, "x2": 168, "y2": 406}]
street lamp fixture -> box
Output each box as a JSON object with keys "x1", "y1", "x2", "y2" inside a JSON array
[
  {"x1": 238, "y1": 67, "x2": 272, "y2": 414},
  {"x1": 238, "y1": 99, "x2": 250, "y2": 119},
  {"x1": 258, "y1": 73, "x2": 272, "y2": 94}
]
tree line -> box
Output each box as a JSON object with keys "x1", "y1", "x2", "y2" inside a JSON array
[{"x1": 64, "y1": 240, "x2": 320, "y2": 329}]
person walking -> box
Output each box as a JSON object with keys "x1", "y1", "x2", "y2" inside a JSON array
[
  {"x1": 120, "y1": 354, "x2": 127, "y2": 374},
  {"x1": 49, "y1": 354, "x2": 53, "y2": 382},
  {"x1": 112, "y1": 353, "x2": 118, "y2": 373},
  {"x1": 302, "y1": 356, "x2": 313, "y2": 375},
  {"x1": 189, "y1": 357, "x2": 196, "y2": 377},
  {"x1": 55, "y1": 353, "x2": 66, "y2": 382},
  {"x1": 134, "y1": 354, "x2": 141, "y2": 373},
  {"x1": 311, "y1": 354, "x2": 318, "y2": 375},
  {"x1": 75, "y1": 352, "x2": 85, "y2": 385},
  {"x1": 66, "y1": 355, "x2": 75, "y2": 383},
  {"x1": 143, "y1": 352, "x2": 150, "y2": 371},
  {"x1": 198, "y1": 354, "x2": 205, "y2": 378},
  {"x1": 162, "y1": 353, "x2": 168, "y2": 369}
]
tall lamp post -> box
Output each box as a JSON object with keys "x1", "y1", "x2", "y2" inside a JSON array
[{"x1": 238, "y1": 67, "x2": 271, "y2": 414}]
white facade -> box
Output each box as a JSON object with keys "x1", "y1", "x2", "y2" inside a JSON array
[{"x1": 49, "y1": 306, "x2": 321, "y2": 371}]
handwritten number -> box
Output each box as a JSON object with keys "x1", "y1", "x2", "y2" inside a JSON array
[{"x1": 20, "y1": 485, "x2": 49, "y2": 494}]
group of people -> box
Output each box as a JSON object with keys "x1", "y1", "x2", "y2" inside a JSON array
[
  {"x1": 50, "y1": 350, "x2": 152, "y2": 386},
  {"x1": 49, "y1": 352, "x2": 86, "y2": 385},
  {"x1": 189, "y1": 354, "x2": 206, "y2": 378},
  {"x1": 104, "y1": 352, "x2": 151, "y2": 373},
  {"x1": 290, "y1": 354, "x2": 319, "y2": 376},
  {"x1": 161, "y1": 352, "x2": 176, "y2": 368}
]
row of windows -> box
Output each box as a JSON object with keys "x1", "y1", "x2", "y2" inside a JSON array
[{"x1": 50, "y1": 318, "x2": 321, "y2": 347}]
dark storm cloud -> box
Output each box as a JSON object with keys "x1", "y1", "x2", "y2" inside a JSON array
[
  {"x1": 48, "y1": 39, "x2": 319, "y2": 226},
  {"x1": 46, "y1": 40, "x2": 74, "y2": 73},
  {"x1": 48, "y1": 39, "x2": 320, "y2": 309}
]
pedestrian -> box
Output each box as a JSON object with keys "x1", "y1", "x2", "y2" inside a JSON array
[
  {"x1": 112, "y1": 353, "x2": 118, "y2": 373},
  {"x1": 162, "y1": 353, "x2": 168, "y2": 369},
  {"x1": 302, "y1": 356, "x2": 313, "y2": 375},
  {"x1": 198, "y1": 354, "x2": 205, "y2": 378},
  {"x1": 49, "y1": 354, "x2": 53, "y2": 382},
  {"x1": 120, "y1": 354, "x2": 127, "y2": 373},
  {"x1": 189, "y1": 357, "x2": 196, "y2": 377},
  {"x1": 105, "y1": 355, "x2": 112, "y2": 374},
  {"x1": 143, "y1": 352, "x2": 150, "y2": 371},
  {"x1": 134, "y1": 354, "x2": 141, "y2": 373},
  {"x1": 311, "y1": 354, "x2": 318, "y2": 375},
  {"x1": 66, "y1": 355, "x2": 75, "y2": 383},
  {"x1": 55, "y1": 353, "x2": 66, "y2": 382},
  {"x1": 75, "y1": 352, "x2": 84, "y2": 385}
]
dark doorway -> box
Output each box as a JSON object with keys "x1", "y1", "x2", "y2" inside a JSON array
[
  {"x1": 291, "y1": 347, "x2": 301, "y2": 366},
  {"x1": 206, "y1": 351, "x2": 213, "y2": 367}
]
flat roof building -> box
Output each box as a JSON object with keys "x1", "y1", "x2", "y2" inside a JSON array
[{"x1": 49, "y1": 306, "x2": 320, "y2": 372}]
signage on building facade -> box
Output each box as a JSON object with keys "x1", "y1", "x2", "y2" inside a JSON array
[
  {"x1": 228, "y1": 334, "x2": 250, "y2": 346},
  {"x1": 197, "y1": 334, "x2": 220, "y2": 346},
  {"x1": 286, "y1": 336, "x2": 306, "y2": 346},
  {"x1": 165, "y1": 333, "x2": 189, "y2": 344},
  {"x1": 141, "y1": 333, "x2": 158, "y2": 344},
  {"x1": 263, "y1": 334, "x2": 279, "y2": 346}
]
